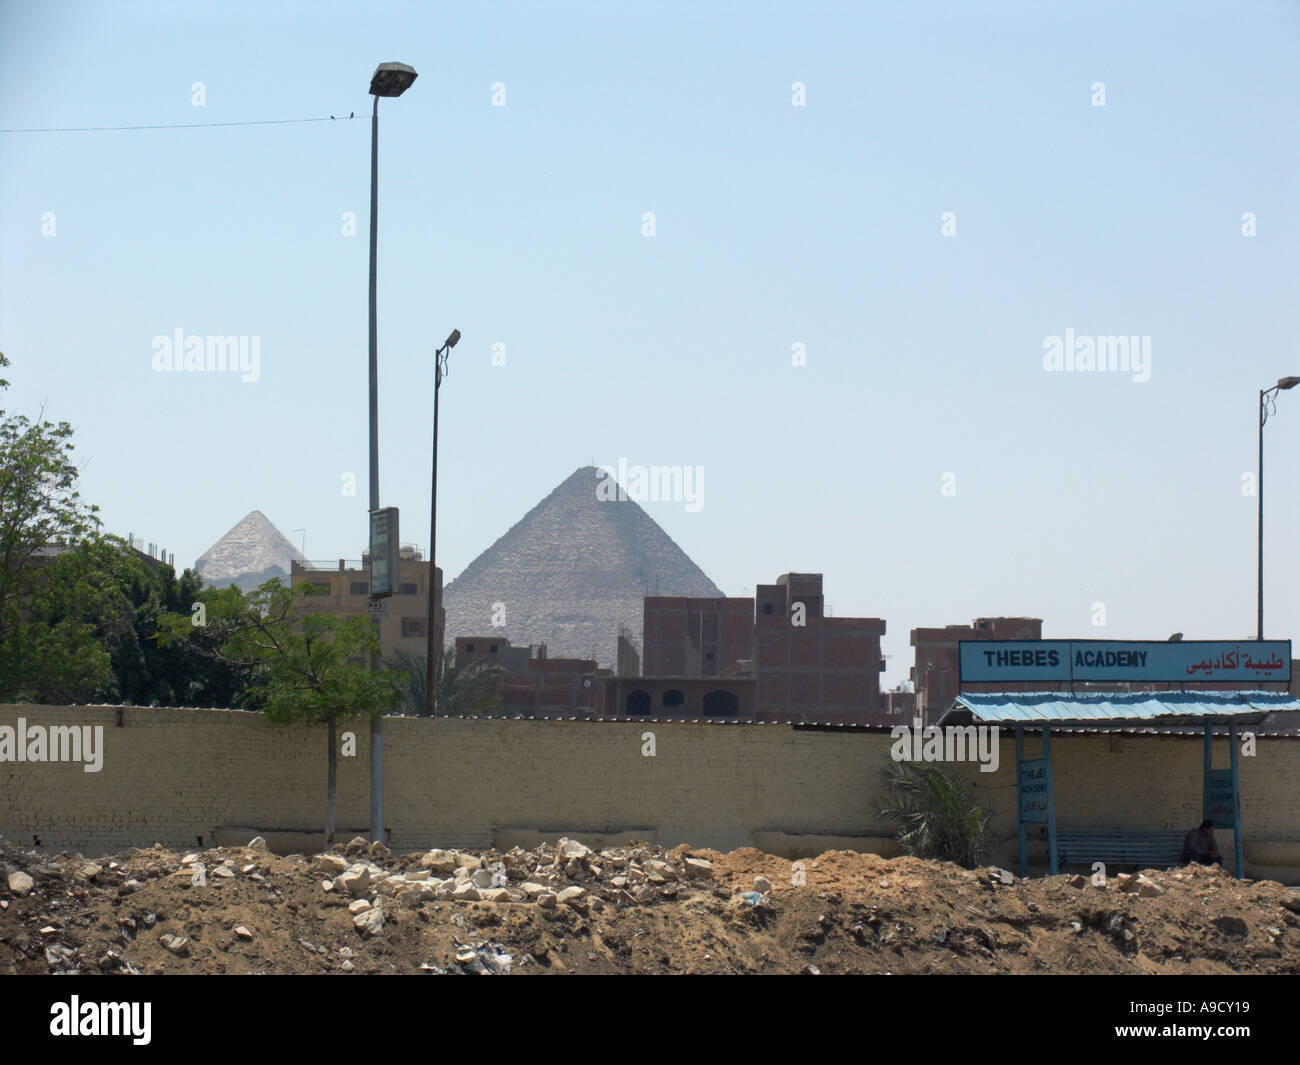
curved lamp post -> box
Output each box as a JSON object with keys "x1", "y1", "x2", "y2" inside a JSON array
[
  {"x1": 426, "y1": 328, "x2": 461, "y2": 716},
  {"x1": 1258, "y1": 375, "x2": 1299, "y2": 640}
]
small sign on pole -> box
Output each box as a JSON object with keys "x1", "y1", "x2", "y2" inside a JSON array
[
  {"x1": 1204, "y1": 768, "x2": 1235, "y2": 822},
  {"x1": 369, "y1": 507, "x2": 398, "y2": 599},
  {"x1": 1018, "y1": 758, "x2": 1050, "y2": 824}
]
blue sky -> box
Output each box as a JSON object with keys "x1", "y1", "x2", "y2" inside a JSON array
[{"x1": 2, "y1": 0, "x2": 1297, "y2": 684}]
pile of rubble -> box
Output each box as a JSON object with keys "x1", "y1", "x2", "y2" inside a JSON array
[
  {"x1": 318, "y1": 836, "x2": 723, "y2": 937},
  {"x1": 3, "y1": 832, "x2": 1298, "y2": 975}
]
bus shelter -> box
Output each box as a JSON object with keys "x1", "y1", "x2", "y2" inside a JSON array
[{"x1": 940, "y1": 688, "x2": 1300, "y2": 879}]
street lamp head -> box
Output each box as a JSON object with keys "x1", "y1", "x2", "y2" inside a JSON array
[
  {"x1": 445, "y1": 329, "x2": 461, "y2": 349},
  {"x1": 1278, "y1": 376, "x2": 1300, "y2": 391},
  {"x1": 370, "y1": 62, "x2": 418, "y2": 97}
]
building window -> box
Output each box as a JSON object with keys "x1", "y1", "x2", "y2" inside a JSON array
[
  {"x1": 350, "y1": 581, "x2": 368, "y2": 596},
  {"x1": 662, "y1": 689, "x2": 685, "y2": 708},
  {"x1": 762, "y1": 603, "x2": 773, "y2": 615},
  {"x1": 489, "y1": 644, "x2": 498, "y2": 653},
  {"x1": 702, "y1": 690, "x2": 739, "y2": 716},
  {"x1": 400, "y1": 582, "x2": 417, "y2": 596},
  {"x1": 466, "y1": 643, "x2": 475, "y2": 653},
  {"x1": 402, "y1": 618, "x2": 426, "y2": 638},
  {"x1": 626, "y1": 690, "x2": 651, "y2": 715},
  {"x1": 310, "y1": 582, "x2": 331, "y2": 594}
]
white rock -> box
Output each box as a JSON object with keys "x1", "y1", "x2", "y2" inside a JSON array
[
  {"x1": 480, "y1": 887, "x2": 510, "y2": 902},
  {"x1": 180, "y1": 853, "x2": 199, "y2": 866},
  {"x1": 536, "y1": 891, "x2": 558, "y2": 909},
  {"x1": 419, "y1": 849, "x2": 458, "y2": 875},
  {"x1": 452, "y1": 882, "x2": 480, "y2": 901},
  {"x1": 405, "y1": 869, "x2": 431, "y2": 882},
  {"x1": 337, "y1": 868, "x2": 371, "y2": 896},
  {"x1": 557, "y1": 838, "x2": 592, "y2": 861},
  {"x1": 557, "y1": 886, "x2": 586, "y2": 904},
  {"x1": 316, "y1": 854, "x2": 348, "y2": 874},
  {"x1": 348, "y1": 898, "x2": 372, "y2": 914},
  {"x1": 682, "y1": 858, "x2": 714, "y2": 879},
  {"x1": 159, "y1": 933, "x2": 190, "y2": 956},
  {"x1": 645, "y1": 859, "x2": 677, "y2": 880},
  {"x1": 233, "y1": 925, "x2": 253, "y2": 940},
  {"x1": 247, "y1": 836, "x2": 268, "y2": 850},
  {"x1": 353, "y1": 903, "x2": 383, "y2": 935},
  {"x1": 520, "y1": 882, "x2": 548, "y2": 897},
  {"x1": 213, "y1": 865, "x2": 235, "y2": 879},
  {"x1": 470, "y1": 869, "x2": 494, "y2": 889},
  {"x1": 754, "y1": 875, "x2": 772, "y2": 893},
  {"x1": 7, "y1": 871, "x2": 34, "y2": 897}
]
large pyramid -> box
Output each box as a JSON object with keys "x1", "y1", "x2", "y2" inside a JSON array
[
  {"x1": 443, "y1": 466, "x2": 722, "y2": 668},
  {"x1": 195, "y1": 511, "x2": 306, "y2": 591}
]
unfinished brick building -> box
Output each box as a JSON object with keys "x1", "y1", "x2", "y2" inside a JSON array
[
  {"x1": 610, "y1": 573, "x2": 890, "y2": 724},
  {"x1": 910, "y1": 617, "x2": 1043, "y2": 725},
  {"x1": 455, "y1": 636, "x2": 610, "y2": 716}
]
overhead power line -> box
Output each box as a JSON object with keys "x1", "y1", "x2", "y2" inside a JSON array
[{"x1": 0, "y1": 113, "x2": 359, "y2": 134}]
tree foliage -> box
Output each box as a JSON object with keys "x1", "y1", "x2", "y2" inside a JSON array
[
  {"x1": 878, "y1": 757, "x2": 993, "y2": 868},
  {"x1": 157, "y1": 579, "x2": 401, "y2": 723},
  {"x1": 0, "y1": 354, "x2": 248, "y2": 704},
  {"x1": 157, "y1": 579, "x2": 403, "y2": 845},
  {"x1": 0, "y1": 351, "x2": 107, "y2": 700},
  {"x1": 389, "y1": 646, "x2": 505, "y2": 717}
]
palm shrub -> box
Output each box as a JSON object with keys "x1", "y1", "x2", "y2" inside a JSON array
[
  {"x1": 879, "y1": 757, "x2": 993, "y2": 867},
  {"x1": 388, "y1": 647, "x2": 505, "y2": 717}
]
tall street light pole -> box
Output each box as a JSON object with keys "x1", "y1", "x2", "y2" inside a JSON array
[
  {"x1": 426, "y1": 328, "x2": 461, "y2": 716},
  {"x1": 366, "y1": 61, "x2": 417, "y2": 844},
  {"x1": 1258, "y1": 375, "x2": 1299, "y2": 640}
]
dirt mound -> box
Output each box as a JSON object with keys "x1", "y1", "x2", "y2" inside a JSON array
[{"x1": 2, "y1": 834, "x2": 1297, "y2": 975}]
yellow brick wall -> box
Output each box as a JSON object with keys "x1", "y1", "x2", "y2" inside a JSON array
[{"x1": 1, "y1": 705, "x2": 1296, "y2": 867}]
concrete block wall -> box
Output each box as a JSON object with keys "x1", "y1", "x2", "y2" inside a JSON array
[{"x1": 2, "y1": 705, "x2": 1297, "y2": 875}]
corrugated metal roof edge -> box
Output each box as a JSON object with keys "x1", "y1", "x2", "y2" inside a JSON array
[{"x1": 383, "y1": 713, "x2": 1300, "y2": 737}]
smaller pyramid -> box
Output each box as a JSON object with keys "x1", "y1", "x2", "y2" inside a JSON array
[{"x1": 195, "y1": 511, "x2": 306, "y2": 591}]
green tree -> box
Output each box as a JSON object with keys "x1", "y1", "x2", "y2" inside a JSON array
[
  {"x1": 101, "y1": 550, "x2": 253, "y2": 708},
  {"x1": 0, "y1": 352, "x2": 110, "y2": 701},
  {"x1": 878, "y1": 757, "x2": 993, "y2": 868},
  {"x1": 388, "y1": 647, "x2": 504, "y2": 717},
  {"x1": 158, "y1": 579, "x2": 402, "y2": 846}
]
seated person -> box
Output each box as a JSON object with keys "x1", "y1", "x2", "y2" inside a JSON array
[{"x1": 1180, "y1": 819, "x2": 1222, "y2": 866}]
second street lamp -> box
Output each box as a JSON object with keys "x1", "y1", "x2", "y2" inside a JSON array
[
  {"x1": 426, "y1": 328, "x2": 461, "y2": 717},
  {"x1": 366, "y1": 61, "x2": 417, "y2": 846},
  {"x1": 1257, "y1": 374, "x2": 1300, "y2": 640}
]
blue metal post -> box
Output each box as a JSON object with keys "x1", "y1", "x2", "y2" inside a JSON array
[
  {"x1": 1202, "y1": 720, "x2": 1213, "y2": 822},
  {"x1": 1042, "y1": 724, "x2": 1058, "y2": 876},
  {"x1": 1230, "y1": 719, "x2": 1244, "y2": 878},
  {"x1": 1015, "y1": 727, "x2": 1026, "y2": 878}
]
